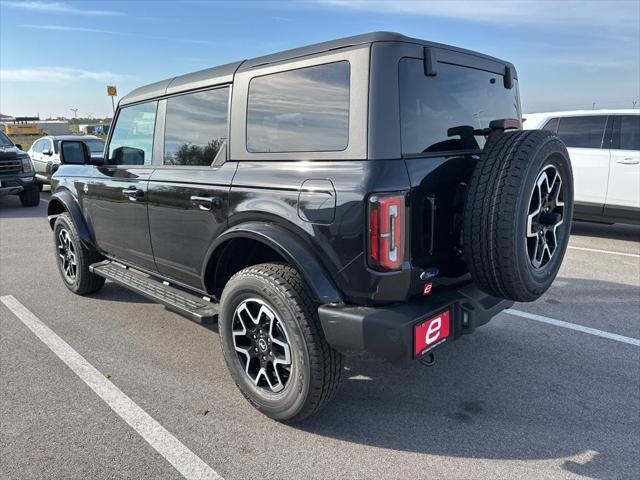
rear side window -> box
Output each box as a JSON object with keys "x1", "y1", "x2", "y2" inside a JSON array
[
  {"x1": 613, "y1": 115, "x2": 640, "y2": 151},
  {"x1": 164, "y1": 87, "x2": 229, "y2": 166},
  {"x1": 108, "y1": 101, "x2": 157, "y2": 165},
  {"x1": 556, "y1": 116, "x2": 607, "y2": 149},
  {"x1": 246, "y1": 61, "x2": 350, "y2": 153},
  {"x1": 542, "y1": 117, "x2": 559, "y2": 133},
  {"x1": 399, "y1": 58, "x2": 520, "y2": 155}
]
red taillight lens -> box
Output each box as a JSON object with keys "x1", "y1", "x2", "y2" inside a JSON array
[{"x1": 368, "y1": 193, "x2": 405, "y2": 270}]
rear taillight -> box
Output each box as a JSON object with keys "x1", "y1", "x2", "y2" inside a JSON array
[{"x1": 368, "y1": 193, "x2": 405, "y2": 270}]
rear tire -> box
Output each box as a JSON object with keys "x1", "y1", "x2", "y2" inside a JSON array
[
  {"x1": 19, "y1": 185, "x2": 40, "y2": 207},
  {"x1": 463, "y1": 130, "x2": 574, "y2": 302},
  {"x1": 53, "y1": 213, "x2": 105, "y2": 295},
  {"x1": 219, "y1": 263, "x2": 343, "y2": 422}
]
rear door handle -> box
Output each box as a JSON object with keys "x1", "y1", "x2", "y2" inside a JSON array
[
  {"x1": 122, "y1": 187, "x2": 144, "y2": 200},
  {"x1": 616, "y1": 158, "x2": 639, "y2": 165},
  {"x1": 190, "y1": 195, "x2": 222, "y2": 211}
]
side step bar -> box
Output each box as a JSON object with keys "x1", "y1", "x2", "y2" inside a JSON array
[{"x1": 89, "y1": 260, "x2": 219, "y2": 324}]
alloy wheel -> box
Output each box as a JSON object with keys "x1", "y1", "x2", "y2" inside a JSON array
[
  {"x1": 57, "y1": 228, "x2": 78, "y2": 282},
  {"x1": 526, "y1": 165, "x2": 565, "y2": 269},
  {"x1": 231, "y1": 298, "x2": 292, "y2": 393}
]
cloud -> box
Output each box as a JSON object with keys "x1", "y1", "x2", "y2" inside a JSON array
[
  {"x1": 18, "y1": 24, "x2": 115, "y2": 34},
  {"x1": 17, "y1": 23, "x2": 215, "y2": 45},
  {"x1": 319, "y1": 0, "x2": 640, "y2": 30},
  {"x1": 1, "y1": 1, "x2": 124, "y2": 16},
  {"x1": 0, "y1": 67, "x2": 124, "y2": 82}
]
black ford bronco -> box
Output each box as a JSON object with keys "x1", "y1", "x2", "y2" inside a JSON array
[{"x1": 48, "y1": 32, "x2": 573, "y2": 422}]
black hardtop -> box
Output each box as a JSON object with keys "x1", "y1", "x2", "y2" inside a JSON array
[{"x1": 120, "y1": 31, "x2": 514, "y2": 106}]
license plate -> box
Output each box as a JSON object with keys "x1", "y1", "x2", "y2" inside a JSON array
[{"x1": 414, "y1": 310, "x2": 451, "y2": 356}]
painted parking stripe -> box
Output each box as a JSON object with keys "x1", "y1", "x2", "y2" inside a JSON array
[
  {"x1": 568, "y1": 245, "x2": 640, "y2": 258},
  {"x1": 506, "y1": 308, "x2": 640, "y2": 347},
  {"x1": 0, "y1": 295, "x2": 222, "y2": 480}
]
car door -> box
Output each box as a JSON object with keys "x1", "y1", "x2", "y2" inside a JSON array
[
  {"x1": 555, "y1": 115, "x2": 609, "y2": 213},
  {"x1": 83, "y1": 101, "x2": 159, "y2": 271},
  {"x1": 29, "y1": 139, "x2": 46, "y2": 177},
  {"x1": 148, "y1": 86, "x2": 235, "y2": 288},
  {"x1": 605, "y1": 114, "x2": 640, "y2": 220}
]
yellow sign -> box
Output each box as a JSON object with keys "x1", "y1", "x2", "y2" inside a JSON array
[{"x1": 107, "y1": 85, "x2": 117, "y2": 96}]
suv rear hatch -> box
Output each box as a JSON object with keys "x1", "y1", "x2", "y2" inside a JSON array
[{"x1": 398, "y1": 56, "x2": 521, "y2": 282}]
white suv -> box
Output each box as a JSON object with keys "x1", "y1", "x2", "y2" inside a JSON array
[{"x1": 523, "y1": 110, "x2": 639, "y2": 224}]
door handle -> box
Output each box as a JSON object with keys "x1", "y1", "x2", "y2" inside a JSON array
[
  {"x1": 616, "y1": 158, "x2": 639, "y2": 165},
  {"x1": 190, "y1": 195, "x2": 222, "y2": 211},
  {"x1": 122, "y1": 187, "x2": 143, "y2": 201}
]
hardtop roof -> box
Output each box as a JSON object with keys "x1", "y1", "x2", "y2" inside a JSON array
[{"x1": 120, "y1": 31, "x2": 514, "y2": 106}]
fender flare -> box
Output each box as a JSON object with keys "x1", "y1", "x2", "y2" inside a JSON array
[
  {"x1": 203, "y1": 222, "x2": 342, "y2": 304},
  {"x1": 47, "y1": 190, "x2": 97, "y2": 251}
]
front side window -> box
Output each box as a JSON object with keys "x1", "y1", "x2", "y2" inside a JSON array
[
  {"x1": 556, "y1": 116, "x2": 607, "y2": 149},
  {"x1": 399, "y1": 58, "x2": 520, "y2": 155},
  {"x1": 108, "y1": 102, "x2": 157, "y2": 165},
  {"x1": 164, "y1": 87, "x2": 229, "y2": 166},
  {"x1": 247, "y1": 61, "x2": 350, "y2": 153},
  {"x1": 614, "y1": 115, "x2": 640, "y2": 151}
]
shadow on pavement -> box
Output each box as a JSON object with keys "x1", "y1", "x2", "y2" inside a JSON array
[
  {"x1": 571, "y1": 220, "x2": 640, "y2": 242},
  {"x1": 296, "y1": 279, "x2": 639, "y2": 479}
]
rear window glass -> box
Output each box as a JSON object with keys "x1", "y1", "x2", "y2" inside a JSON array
[
  {"x1": 399, "y1": 58, "x2": 520, "y2": 156},
  {"x1": 246, "y1": 61, "x2": 350, "y2": 153},
  {"x1": 615, "y1": 115, "x2": 640, "y2": 151},
  {"x1": 164, "y1": 87, "x2": 229, "y2": 166},
  {"x1": 556, "y1": 116, "x2": 607, "y2": 149}
]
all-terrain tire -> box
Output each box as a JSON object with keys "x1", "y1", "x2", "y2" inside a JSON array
[
  {"x1": 53, "y1": 213, "x2": 105, "y2": 295},
  {"x1": 463, "y1": 130, "x2": 574, "y2": 302},
  {"x1": 219, "y1": 262, "x2": 343, "y2": 422},
  {"x1": 19, "y1": 185, "x2": 40, "y2": 207}
]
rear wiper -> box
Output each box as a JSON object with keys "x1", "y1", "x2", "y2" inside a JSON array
[{"x1": 447, "y1": 118, "x2": 521, "y2": 144}]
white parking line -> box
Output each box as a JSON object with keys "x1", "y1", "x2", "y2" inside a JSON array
[
  {"x1": 506, "y1": 308, "x2": 640, "y2": 347},
  {"x1": 0, "y1": 295, "x2": 222, "y2": 480},
  {"x1": 568, "y1": 245, "x2": 640, "y2": 258}
]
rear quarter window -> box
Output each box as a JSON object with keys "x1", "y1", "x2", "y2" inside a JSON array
[{"x1": 246, "y1": 61, "x2": 350, "y2": 153}]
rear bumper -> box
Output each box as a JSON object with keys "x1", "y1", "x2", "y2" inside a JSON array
[
  {"x1": 0, "y1": 175, "x2": 35, "y2": 196},
  {"x1": 318, "y1": 282, "x2": 512, "y2": 363}
]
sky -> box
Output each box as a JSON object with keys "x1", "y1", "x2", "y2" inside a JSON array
[{"x1": 1, "y1": 0, "x2": 638, "y2": 118}]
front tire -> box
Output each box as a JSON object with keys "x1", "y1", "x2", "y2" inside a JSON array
[
  {"x1": 53, "y1": 213, "x2": 105, "y2": 295},
  {"x1": 219, "y1": 263, "x2": 343, "y2": 422}
]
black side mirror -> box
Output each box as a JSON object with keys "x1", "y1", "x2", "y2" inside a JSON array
[
  {"x1": 59, "y1": 140, "x2": 90, "y2": 165},
  {"x1": 15, "y1": 144, "x2": 23, "y2": 151},
  {"x1": 42, "y1": 148, "x2": 53, "y2": 156}
]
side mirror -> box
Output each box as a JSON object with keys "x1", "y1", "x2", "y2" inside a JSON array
[
  {"x1": 15, "y1": 144, "x2": 23, "y2": 151},
  {"x1": 59, "y1": 140, "x2": 90, "y2": 165},
  {"x1": 42, "y1": 148, "x2": 53, "y2": 156}
]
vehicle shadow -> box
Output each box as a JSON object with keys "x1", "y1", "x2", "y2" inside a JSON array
[
  {"x1": 295, "y1": 278, "x2": 639, "y2": 479},
  {"x1": 92, "y1": 283, "x2": 154, "y2": 304},
  {"x1": 571, "y1": 220, "x2": 640, "y2": 242},
  {"x1": 0, "y1": 193, "x2": 50, "y2": 219}
]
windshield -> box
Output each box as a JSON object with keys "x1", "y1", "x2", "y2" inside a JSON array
[
  {"x1": 0, "y1": 130, "x2": 14, "y2": 147},
  {"x1": 83, "y1": 138, "x2": 105, "y2": 153},
  {"x1": 399, "y1": 58, "x2": 520, "y2": 156}
]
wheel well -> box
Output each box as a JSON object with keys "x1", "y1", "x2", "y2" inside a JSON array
[
  {"x1": 47, "y1": 199, "x2": 67, "y2": 228},
  {"x1": 205, "y1": 238, "x2": 288, "y2": 299}
]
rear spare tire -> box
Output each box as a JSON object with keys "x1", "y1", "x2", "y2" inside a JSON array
[{"x1": 463, "y1": 130, "x2": 574, "y2": 302}]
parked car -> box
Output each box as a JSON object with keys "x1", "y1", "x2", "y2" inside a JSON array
[
  {"x1": 29, "y1": 135, "x2": 105, "y2": 189},
  {"x1": 0, "y1": 130, "x2": 39, "y2": 206},
  {"x1": 524, "y1": 110, "x2": 639, "y2": 224},
  {"x1": 48, "y1": 32, "x2": 573, "y2": 422}
]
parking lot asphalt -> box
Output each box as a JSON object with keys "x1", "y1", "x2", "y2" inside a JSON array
[{"x1": 1, "y1": 191, "x2": 639, "y2": 480}]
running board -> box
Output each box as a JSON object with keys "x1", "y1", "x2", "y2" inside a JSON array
[{"x1": 89, "y1": 261, "x2": 218, "y2": 324}]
